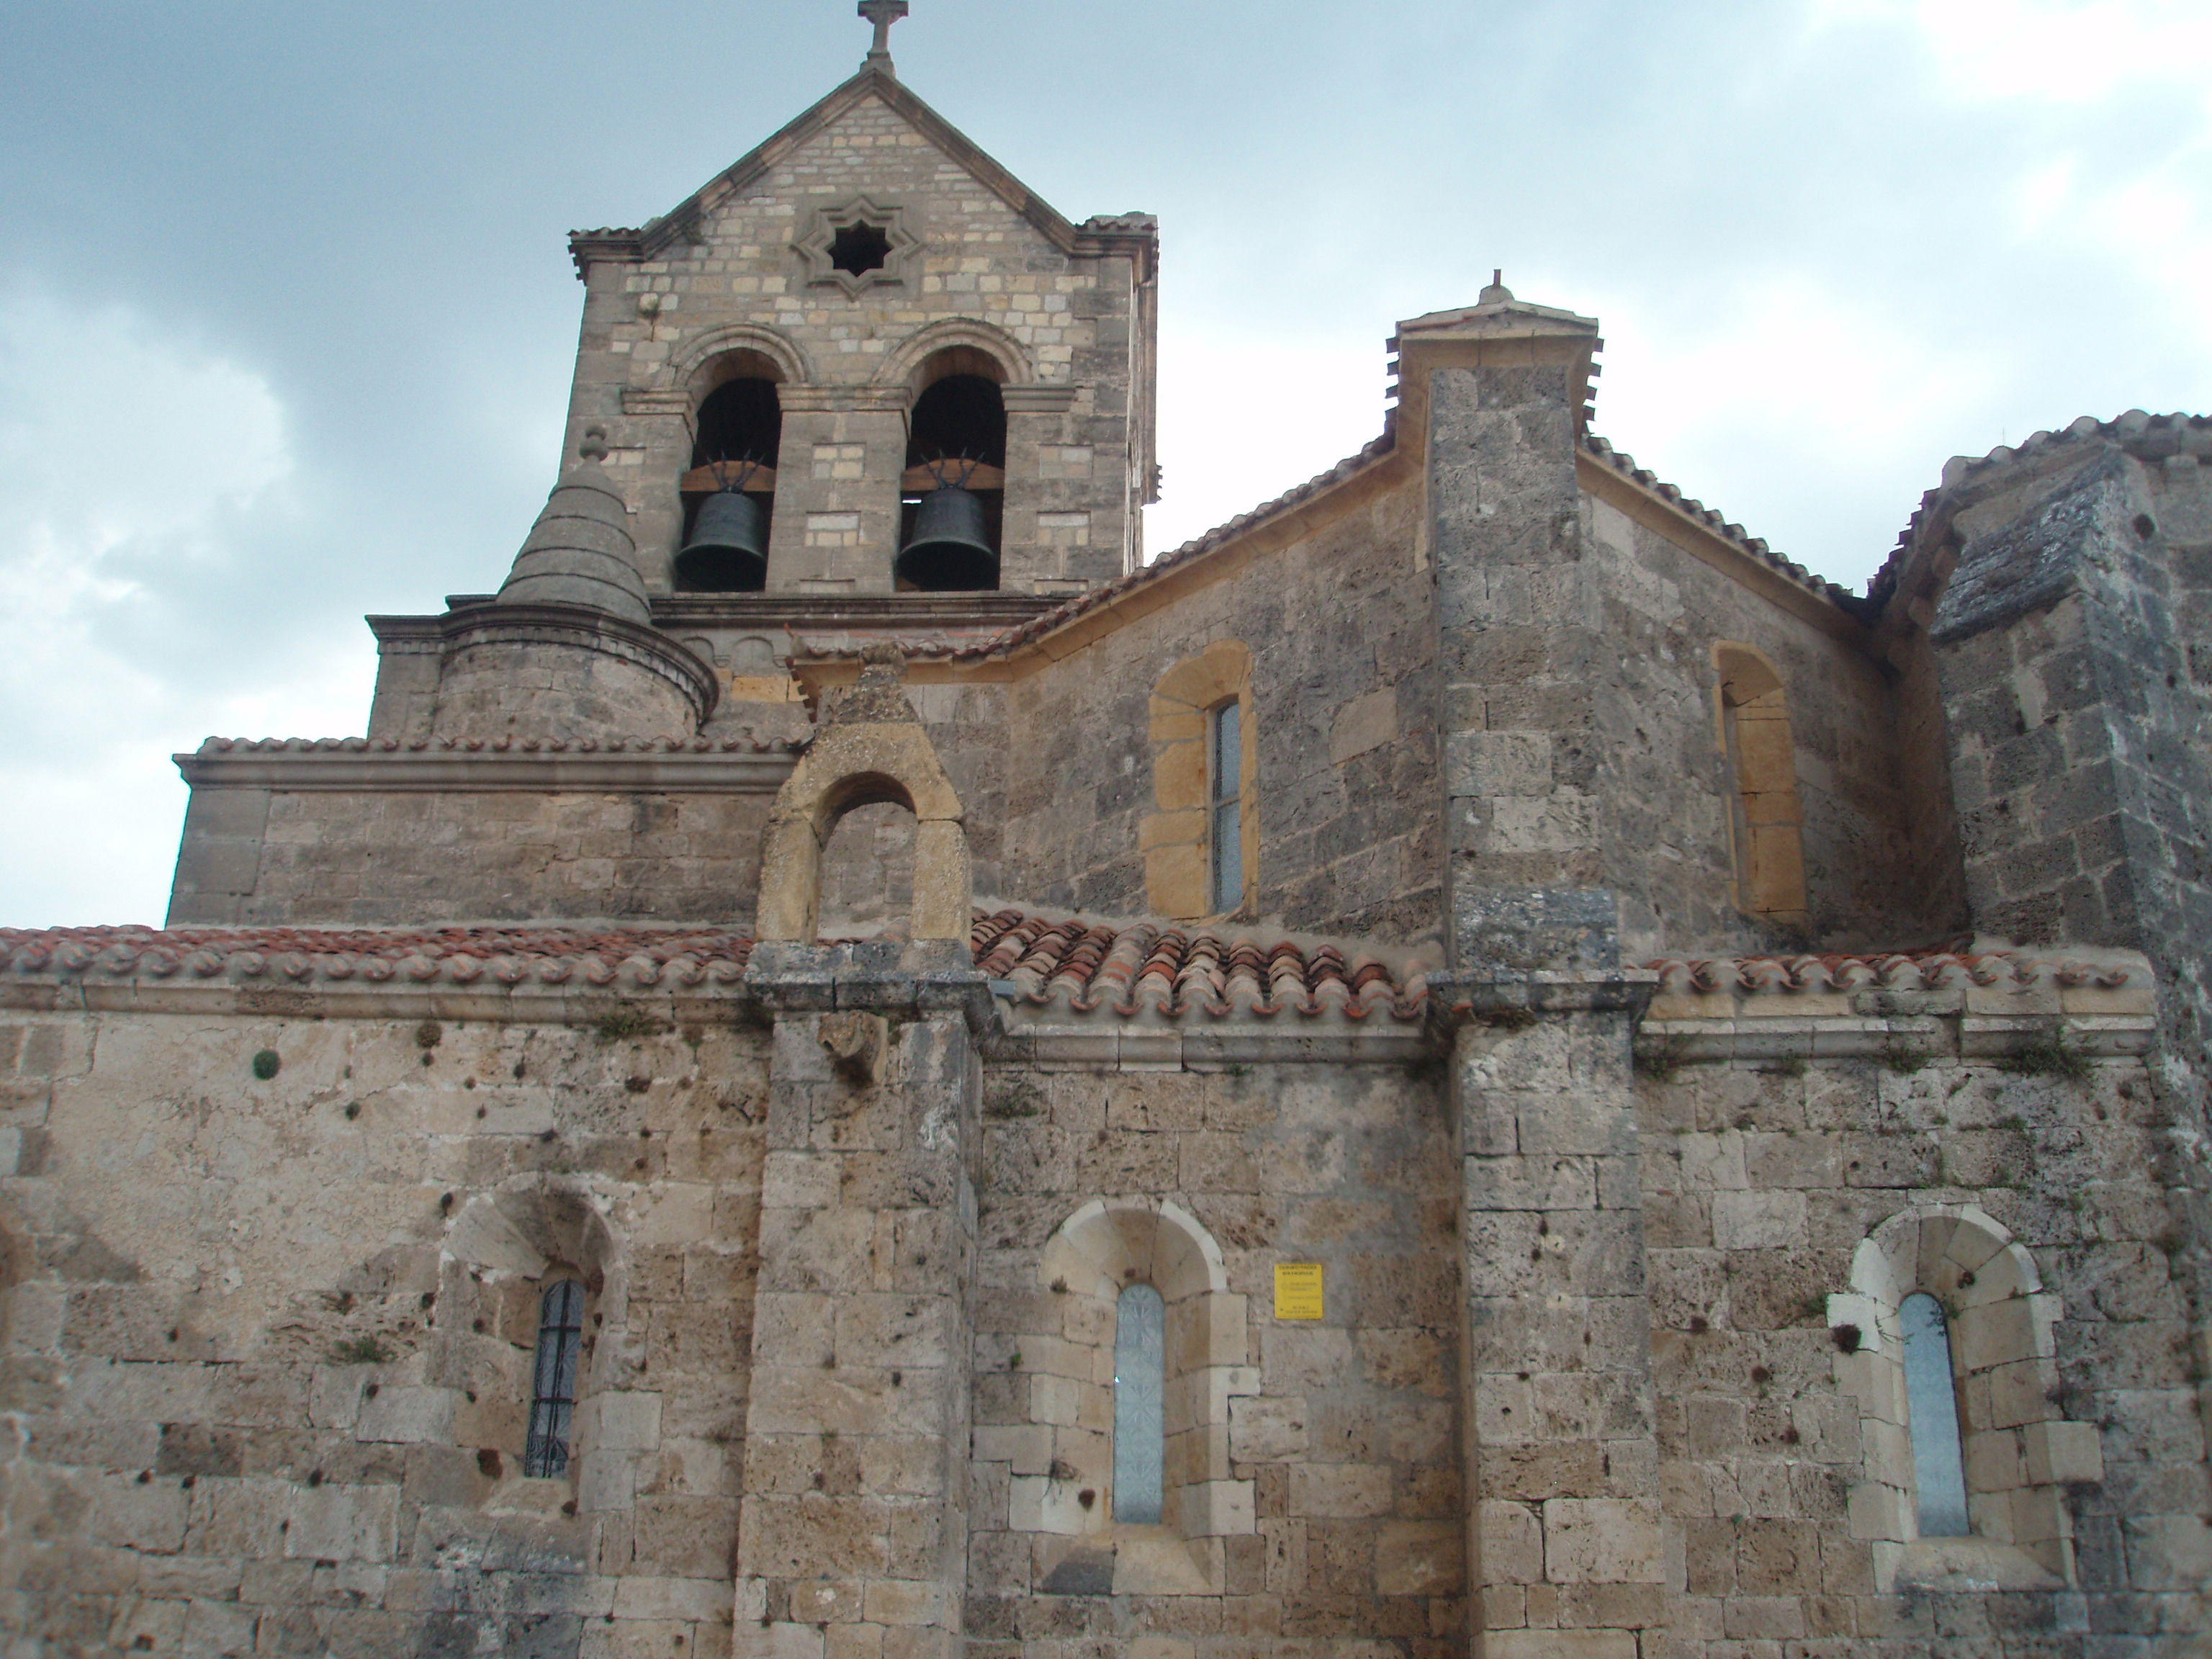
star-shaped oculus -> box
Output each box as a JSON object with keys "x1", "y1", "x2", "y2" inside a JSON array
[{"x1": 796, "y1": 195, "x2": 918, "y2": 297}]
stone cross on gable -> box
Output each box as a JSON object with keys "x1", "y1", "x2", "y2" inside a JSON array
[{"x1": 860, "y1": 0, "x2": 909, "y2": 66}]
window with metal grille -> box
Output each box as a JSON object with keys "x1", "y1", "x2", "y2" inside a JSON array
[
  {"x1": 1901, "y1": 1292, "x2": 1970, "y2": 1536},
  {"x1": 524, "y1": 1279, "x2": 585, "y2": 1479},
  {"x1": 1112, "y1": 1282, "x2": 1165, "y2": 1524},
  {"x1": 1209, "y1": 699, "x2": 1243, "y2": 915}
]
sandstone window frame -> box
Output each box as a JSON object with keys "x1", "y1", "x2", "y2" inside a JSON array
[
  {"x1": 1143, "y1": 642, "x2": 1258, "y2": 922},
  {"x1": 1827, "y1": 1204, "x2": 2103, "y2": 1591},
  {"x1": 1003, "y1": 1198, "x2": 1257, "y2": 1596},
  {"x1": 665, "y1": 324, "x2": 812, "y2": 400},
  {"x1": 1712, "y1": 642, "x2": 1809, "y2": 928},
  {"x1": 755, "y1": 667, "x2": 972, "y2": 945}
]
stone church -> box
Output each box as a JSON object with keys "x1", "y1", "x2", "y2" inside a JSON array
[{"x1": 4, "y1": 9, "x2": 2209, "y2": 1656}]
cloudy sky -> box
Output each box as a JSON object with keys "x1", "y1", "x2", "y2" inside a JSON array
[{"x1": 1, "y1": 0, "x2": 2206, "y2": 927}]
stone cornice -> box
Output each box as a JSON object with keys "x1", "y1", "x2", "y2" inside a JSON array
[
  {"x1": 775, "y1": 384, "x2": 913, "y2": 414},
  {"x1": 652, "y1": 592, "x2": 1058, "y2": 632},
  {"x1": 175, "y1": 746, "x2": 795, "y2": 793}
]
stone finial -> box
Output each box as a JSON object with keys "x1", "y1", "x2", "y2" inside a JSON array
[
  {"x1": 860, "y1": 0, "x2": 908, "y2": 68},
  {"x1": 495, "y1": 427, "x2": 652, "y2": 624},
  {"x1": 1478, "y1": 269, "x2": 1515, "y2": 305}
]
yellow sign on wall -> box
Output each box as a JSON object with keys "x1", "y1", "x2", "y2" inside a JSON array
[{"x1": 1273, "y1": 1262, "x2": 1325, "y2": 1321}]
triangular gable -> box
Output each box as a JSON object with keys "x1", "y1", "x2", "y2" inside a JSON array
[{"x1": 571, "y1": 66, "x2": 1154, "y2": 275}]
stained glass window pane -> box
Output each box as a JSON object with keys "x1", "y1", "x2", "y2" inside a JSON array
[
  {"x1": 1901, "y1": 1292, "x2": 1970, "y2": 1537},
  {"x1": 1112, "y1": 1283, "x2": 1165, "y2": 1525}
]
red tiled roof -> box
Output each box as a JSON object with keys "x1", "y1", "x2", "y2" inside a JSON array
[
  {"x1": 1647, "y1": 950, "x2": 2141, "y2": 994},
  {"x1": 971, "y1": 909, "x2": 1427, "y2": 1020},
  {"x1": 0, "y1": 925, "x2": 755, "y2": 987},
  {"x1": 0, "y1": 917, "x2": 2142, "y2": 1004}
]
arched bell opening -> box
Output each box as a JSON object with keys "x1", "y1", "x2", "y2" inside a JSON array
[
  {"x1": 898, "y1": 355, "x2": 1006, "y2": 592},
  {"x1": 677, "y1": 363, "x2": 783, "y2": 593}
]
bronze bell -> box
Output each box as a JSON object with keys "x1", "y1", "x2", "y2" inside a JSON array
[
  {"x1": 896, "y1": 486, "x2": 999, "y2": 591},
  {"x1": 673, "y1": 490, "x2": 769, "y2": 592}
]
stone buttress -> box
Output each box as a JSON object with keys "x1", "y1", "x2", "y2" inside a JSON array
[
  {"x1": 1406, "y1": 288, "x2": 1668, "y2": 1658},
  {"x1": 733, "y1": 647, "x2": 986, "y2": 1659}
]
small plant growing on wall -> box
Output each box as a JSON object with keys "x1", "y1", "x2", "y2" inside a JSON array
[
  {"x1": 2001, "y1": 1032, "x2": 2091, "y2": 1082},
  {"x1": 251, "y1": 1050, "x2": 281, "y2": 1081},
  {"x1": 1879, "y1": 1038, "x2": 1930, "y2": 1076},
  {"x1": 594, "y1": 1006, "x2": 668, "y2": 1046},
  {"x1": 328, "y1": 1334, "x2": 392, "y2": 1365},
  {"x1": 983, "y1": 1078, "x2": 1044, "y2": 1120}
]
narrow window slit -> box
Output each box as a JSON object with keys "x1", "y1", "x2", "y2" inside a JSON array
[
  {"x1": 525, "y1": 1279, "x2": 585, "y2": 1478},
  {"x1": 1901, "y1": 1292, "x2": 1970, "y2": 1537},
  {"x1": 1112, "y1": 1282, "x2": 1164, "y2": 1524},
  {"x1": 1210, "y1": 700, "x2": 1243, "y2": 914}
]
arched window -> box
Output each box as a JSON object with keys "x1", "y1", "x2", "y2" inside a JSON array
[
  {"x1": 1112, "y1": 1283, "x2": 1166, "y2": 1525},
  {"x1": 1143, "y1": 643, "x2": 1256, "y2": 921},
  {"x1": 524, "y1": 1278, "x2": 585, "y2": 1478},
  {"x1": 752, "y1": 644, "x2": 973, "y2": 946},
  {"x1": 1832, "y1": 1206, "x2": 2104, "y2": 1588},
  {"x1": 897, "y1": 350, "x2": 1007, "y2": 592},
  {"x1": 1900, "y1": 1292, "x2": 1970, "y2": 1537},
  {"x1": 691, "y1": 376, "x2": 783, "y2": 473},
  {"x1": 997, "y1": 1197, "x2": 1256, "y2": 1586},
  {"x1": 676, "y1": 358, "x2": 784, "y2": 593},
  {"x1": 1712, "y1": 642, "x2": 1808, "y2": 927}
]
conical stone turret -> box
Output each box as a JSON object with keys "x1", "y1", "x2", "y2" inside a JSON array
[
  {"x1": 426, "y1": 429, "x2": 716, "y2": 740},
  {"x1": 495, "y1": 431, "x2": 653, "y2": 624}
]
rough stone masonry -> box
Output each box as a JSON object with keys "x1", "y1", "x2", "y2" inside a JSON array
[{"x1": 2, "y1": 13, "x2": 2209, "y2": 1659}]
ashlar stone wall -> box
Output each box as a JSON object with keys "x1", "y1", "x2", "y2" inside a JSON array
[
  {"x1": 172, "y1": 786, "x2": 781, "y2": 928},
  {"x1": 568, "y1": 84, "x2": 1152, "y2": 595},
  {"x1": 1584, "y1": 487, "x2": 1920, "y2": 958},
  {"x1": 993, "y1": 472, "x2": 1443, "y2": 948},
  {"x1": 1639, "y1": 1051, "x2": 2209, "y2": 1655},
  {"x1": 0, "y1": 1002, "x2": 770, "y2": 1658},
  {"x1": 965, "y1": 1063, "x2": 1467, "y2": 1658}
]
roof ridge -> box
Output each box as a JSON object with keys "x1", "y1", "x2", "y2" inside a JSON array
[
  {"x1": 1581, "y1": 434, "x2": 1869, "y2": 616},
  {"x1": 1864, "y1": 408, "x2": 2211, "y2": 611},
  {"x1": 811, "y1": 432, "x2": 1398, "y2": 665},
  {"x1": 568, "y1": 68, "x2": 1156, "y2": 277}
]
